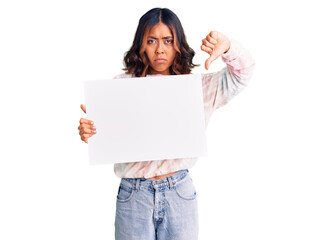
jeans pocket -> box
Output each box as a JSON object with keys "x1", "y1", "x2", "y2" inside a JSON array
[
  {"x1": 175, "y1": 177, "x2": 197, "y2": 200},
  {"x1": 117, "y1": 183, "x2": 134, "y2": 202}
]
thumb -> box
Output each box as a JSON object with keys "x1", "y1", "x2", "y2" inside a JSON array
[
  {"x1": 205, "y1": 52, "x2": 219, "y2": 70},
  {"x1": 80, "y1": 104, "x2": 86, "y2": 113}
]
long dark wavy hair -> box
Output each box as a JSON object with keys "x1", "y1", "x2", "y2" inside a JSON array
[{"x1": 123, "y1": 8, "x2": 198, "y2": 77}]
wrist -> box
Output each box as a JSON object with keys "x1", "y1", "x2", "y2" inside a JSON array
[{"x1": 223, "y1": 39, "x2": 231, "y2": 54}]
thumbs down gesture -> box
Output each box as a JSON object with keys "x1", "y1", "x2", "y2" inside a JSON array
[{"x1": 201, "y1": 31, "x2": 231, "y2": 70}]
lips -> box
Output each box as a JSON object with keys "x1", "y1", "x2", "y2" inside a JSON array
[{"x1": 155, "y1": 58, "x2": 167, "y2": 63}]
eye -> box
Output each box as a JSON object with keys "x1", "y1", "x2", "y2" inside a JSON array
[
  {"x1": 165, "y1": 39, "x2": 173, "y2": 44},
  {"x1": 147, "y1": 39, "x2": 156, "y2": 44}
]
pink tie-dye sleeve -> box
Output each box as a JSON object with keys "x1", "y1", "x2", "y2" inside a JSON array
[{"x1": 201, "y1": 39, "x2": 255, "y2": 119}]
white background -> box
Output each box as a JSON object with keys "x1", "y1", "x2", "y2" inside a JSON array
[{"x1": 0, "y1": 0, "x2": 332, "y2": 239}]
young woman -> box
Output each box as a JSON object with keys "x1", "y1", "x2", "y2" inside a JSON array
[{"x1": 78, "y1": 7, "x2": 255, "y2": 240}]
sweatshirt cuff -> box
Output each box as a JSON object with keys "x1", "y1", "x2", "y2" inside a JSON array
[{"x1": 221, "y1": 39, "x2": 242, "y2": 62}]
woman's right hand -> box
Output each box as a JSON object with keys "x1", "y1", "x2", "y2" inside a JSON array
[{"x1": 78, "y1": 104, "x2": 96, "y2": 144}]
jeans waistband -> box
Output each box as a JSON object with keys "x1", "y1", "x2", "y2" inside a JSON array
[{"x1": 121, "y1": 169, "x2": 189, "y2": 190}]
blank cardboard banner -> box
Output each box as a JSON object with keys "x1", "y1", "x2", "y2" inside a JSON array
[{"x1": 84, "y1": 74, "x2": 207, "y2": 165}]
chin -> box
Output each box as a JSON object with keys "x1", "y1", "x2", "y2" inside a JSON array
[{"x1": 151, "y1": 66, "x2": 170, "y2": 74}]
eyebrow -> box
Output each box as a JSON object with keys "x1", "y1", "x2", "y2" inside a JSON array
[{"x1": 147, "y1": 36, "x2": 173, "y2": 39}]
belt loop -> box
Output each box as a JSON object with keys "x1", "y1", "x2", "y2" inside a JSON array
[
  {"x1": 135, "y1": 178, "x2": 140, "y2": 191},
  {"x1": 167, "y1": 176, "x2": 174, "y2": 190}
]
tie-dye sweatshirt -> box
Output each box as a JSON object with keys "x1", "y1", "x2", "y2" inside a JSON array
[{"x1": 113, "y1": 39, "x2": 255, "y2": 178}]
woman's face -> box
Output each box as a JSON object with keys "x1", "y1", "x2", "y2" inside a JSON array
[{"x1": 144, "y1": 23, "x2": 177, "y2": 75}]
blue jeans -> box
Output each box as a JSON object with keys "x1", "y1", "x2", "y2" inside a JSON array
[{"x1": 115, "y1": 170, "x2": 198, "y2": 240}]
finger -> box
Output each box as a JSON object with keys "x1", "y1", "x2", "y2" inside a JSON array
[
  {"x1": 205, "y1": 54, "x2": 219, "y2": 70},
  {"x1": 80, "y1": 118, "x2": 94, "y2": 125},
  {"x1": 80, "y1": 128, "x2": 96, "y2": 135},
  {"x1": 82, "y1": 133, "x2": 95, "y2": 139},
  {"x1": 201, "y1": 45, "x2": 213, "y2": 55},
  {"x1": 206, "y1": 35, "x2": 218, "y2": 45},
  {"x1": 209, "y1": 31, "x2": 218, "y2": 39},
  {"x1": 202, "y1": 39, "x2": 215, "y2": 49},
  {"x1": 78, "y1": 123, "x2": 96, "y2": 130},
  {"x1": 205, "y1": 57, "x2": 212, "y2": 70},
  {"x1": 81, "y1": 104, "x2": 86, "y2": 113},
  {"x1": 80, "y1": 131, "x2": 94, "y2": 137}
]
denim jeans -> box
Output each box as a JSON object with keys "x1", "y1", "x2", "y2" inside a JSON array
[{"x1": 115, "y1": 170, "x2": 198, "y2": 240}]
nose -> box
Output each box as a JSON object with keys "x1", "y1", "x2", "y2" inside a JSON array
[{"x1": 155, "y1": 42, "x2": 164, "y2": 54}]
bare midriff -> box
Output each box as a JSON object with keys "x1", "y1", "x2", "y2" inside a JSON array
[{"x1": 148, "y1": 171, "x2": 178, "y2": 180}]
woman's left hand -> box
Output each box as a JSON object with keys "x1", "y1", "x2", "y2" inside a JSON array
[{"x1": 201, "y1": 31, "x2": 231, "y2": 70}]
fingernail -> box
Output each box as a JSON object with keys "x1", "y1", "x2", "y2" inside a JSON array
[
  {"x1": 92, "y1": 126, "x2": 96, "y2": 129},
  {"x1": 90, "y1": 121, "x2": 94, "y2": 125},
  {"x1": 93, "y1": 130, "x2": 96, "y2": 133}
]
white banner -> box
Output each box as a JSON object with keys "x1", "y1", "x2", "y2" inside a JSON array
[{"x1": 84, "y1": 74, "x2": 207, "y2": 164}]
